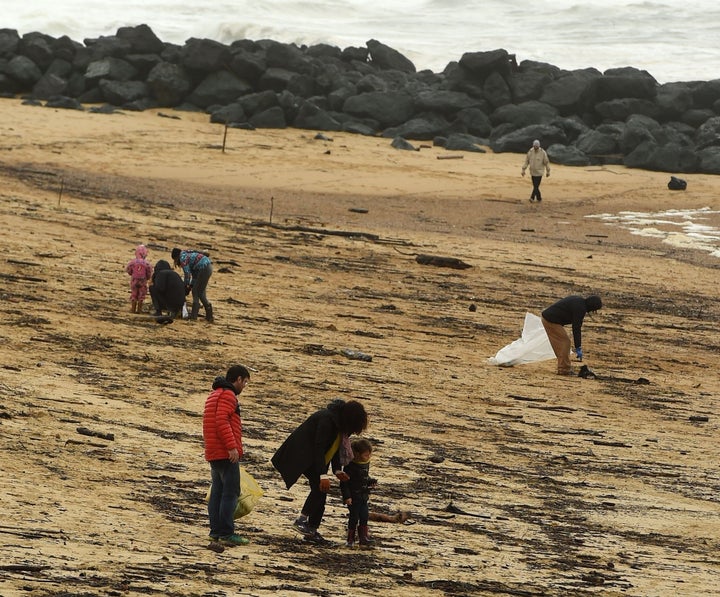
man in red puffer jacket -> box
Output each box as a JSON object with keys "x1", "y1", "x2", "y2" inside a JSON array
[{"x1": 203, "y1": 364, "x2": 250, "y2": 547}]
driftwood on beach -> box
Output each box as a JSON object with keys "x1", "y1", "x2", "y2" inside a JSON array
[
  {"x1": 1, "y1": 26, "x2": 720, "y2": 174},
  {"x1": 415, "y1": 254, "x2": 472, "y2": 269}
]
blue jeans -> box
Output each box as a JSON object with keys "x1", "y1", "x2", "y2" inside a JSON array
[{"x1": 208, "y1": 459, "x2": 240, "y2": 538}]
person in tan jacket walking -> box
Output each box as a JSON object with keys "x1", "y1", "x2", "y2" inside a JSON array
[{"x1": 521, "y1": 139, "x2": 550, "y2": 202}]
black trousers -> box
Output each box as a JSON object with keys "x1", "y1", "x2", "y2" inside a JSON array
[
  {"x1": 301, "y1": 470, "x2": 327, "y2": 529},
  {"x1": 530, "y1": 175, "x2": 543, "y2": 201}
]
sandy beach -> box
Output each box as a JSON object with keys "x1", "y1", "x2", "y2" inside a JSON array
[{"x1": 1, "y1": 98, "x2": 719, "y2": 597}]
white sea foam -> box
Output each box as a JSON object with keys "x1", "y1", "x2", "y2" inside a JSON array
[
  {"x1": 588, "y1": 208, "x2": 720, "y2": 258},
  {"x1": 5, "y1": 0, "x2": 720, "y2": 82}
]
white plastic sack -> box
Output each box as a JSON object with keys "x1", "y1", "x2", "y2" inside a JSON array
[{"x1": 488, "y1": 313, "x2": 556, "y2": 366}]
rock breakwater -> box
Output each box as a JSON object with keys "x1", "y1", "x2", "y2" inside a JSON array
[{"x1": 1, "y1": 24, "x2": 720, "y2": 173}]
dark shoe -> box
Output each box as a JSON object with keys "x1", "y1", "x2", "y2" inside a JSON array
[
  {"x1": 292, "y1": 517, "x2": 314, "y2": 537},
  {"x1": 219, "y1": 534, "x2": 249, "y2": 547},
  {"x1": 303, "y1": 530, "x2": 332, "y2": 545},
  {"x1": 536, "y1": 197, "x2": 542, "y2": 202}
]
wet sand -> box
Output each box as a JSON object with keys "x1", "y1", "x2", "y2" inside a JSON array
[{"x1": 0, "y1": 99, "x2": 719, "y2": 596}]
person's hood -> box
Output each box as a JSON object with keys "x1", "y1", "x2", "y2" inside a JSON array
[
  {"x1": 212, "y1": 376, "x2": 238, "y2": 394},
  {"x1": 154, "y1": 259, "x2": 171, "y2": 272},
  {"x1": 135, "y1": 244, "x2": 148, "y2": 259},
  {"x1": 585, "y1": 295, "x2": 602, "y2": 312}
]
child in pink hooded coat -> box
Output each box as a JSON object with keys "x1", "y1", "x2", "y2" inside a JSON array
[{"x1": 126, "y1": 245, "x2": 153, "y2": 313}]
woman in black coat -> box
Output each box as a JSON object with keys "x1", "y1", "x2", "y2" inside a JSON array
[
  {"x1": 272, "y1": 398, "x2": 368, "y2": 544},
  {"x1": 149, "y1": 259, "x2": 186, "y2": 319}
]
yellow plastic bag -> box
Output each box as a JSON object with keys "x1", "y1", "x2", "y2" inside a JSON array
[{"x1": 205, "y1": 466, "x2": 263, "y2": 519}]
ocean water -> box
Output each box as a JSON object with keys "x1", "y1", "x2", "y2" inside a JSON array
[{"x1": 5, "y1": 0, "x2": 720, "y2": 84}]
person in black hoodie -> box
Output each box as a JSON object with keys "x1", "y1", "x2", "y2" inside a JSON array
[
  {"x1": 271, "y1": 399, "x2": 368, "y2": 545},
  {"x1": 541, "y1": 294, "x2": 602, "y2": 375},
  {"x1": 340, "y1": 438, "x2": 377, "y2": 547},
  {"x1": 149, "y1": 259, "x2": 186, "y2": 320}
]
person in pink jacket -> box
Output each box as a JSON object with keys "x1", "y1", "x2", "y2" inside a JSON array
[
  {"x1": 125, "y1": 244, "x2": 153, "y2": 313},
  {"x1": 203, "y1": 365, "x2": 251, "y2": 548}
]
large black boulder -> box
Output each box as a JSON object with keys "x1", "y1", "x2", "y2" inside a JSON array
[
  {"x1": 624, "y1": 140, "x2": 700, "y2": 172},
  {"x1": 483, "y1": 71, "x2": 512, "y2": 109},
  {"x1": 695, "y1": 116, "x2": 720, "y2": 149},
  {"x1": 547, "y1": 144, "x2": 591, "y2": 166},
  {"x1": 444, "y1": 133, "x2": 487, "y2": 152},
  {"x1": 187, "y1": 70, "x2": 252, "y2": 108},
  {"x1": 264, "y1": 41, "x2": 313, "y2": 74},
  {"x1": 85, "y1": 57, "x2": 137, "y2": 82},
  {"x1": 229, "y1": 47, "x2": 267, "y2": 83},
  {"x1": 575, "y1": 129, "x2": 618, "y2": 157},
  {"x1": 594, "y1": 98, "x2": 664, "y2": 122},
  {"x1": 382, "y1": 113, "x2": 450, "y2": 140},
  {"x1": 342, "y1": 90, "x2": 415, "y2": 128},
  {"x1": 258, "y1": 67, "x2": 296, "y2": 92},
  {"x1": 490, "y1": 100, "x2": 558, "y2": 127},
  {"x1": 293, "y1": 101, "x2": 342, "y2": 131},
  {"x1": 99, "y1": 79, "x2": 148, "y2": 105},
  {"x1": 586, "y1": 69, "x2": 657, "y2": 103},
  {"x1": 249, "y1": 105, "x2": 286, "y2": 128},
  {"x1": 366, "y1": 39, "x2": 415, "y2": 73},
  {"x1": 450, "y1": 107, "x2": 492, "y2": 137},
  {"x1": 459, "y1": 49, "x2": 512, "y2": 80},
  {"x1": 116, "y1": 24, "x2": 165, "y2": 54},
  {"x1": 539, "y1": 68, "x2": 601, "y2": 115},
  {"x1": 146, "y1": 61, "x2": 193, "y2": 106},
  {"x1": 18, "y1": 32, "x2": 55, "y2": 70},
  {"x1": 32, "y1": 73, "x2": 68, "y2": 99},
  {"x1": 209, "y1": 101, "x2": 246, "y2": 125},
  {"x1": 655, "y1": 81, "x2": 694, "y2": 120},
  {"x1": 412, "y1": 89, "x2": 481, "y2": 115},
  {"x1": 680, "y1": 108, "x2": 714, "y2": 128},
  {"x1": 180, "y1": 38, "x2": 230, "y2": 73},
  {"x1": 619, "y1": 114, "x2": 662, "y2": 154},
  {"x1": 691, "y1": 79, "x2": 720, "y2": 109},
  {"x1": 491, "y1": 124, "x2": 567, "y2": 153},
  {"x1": 698, "y1": 146, "x2": 720, "y2": 173},
  {"x1": 85, "y1": 35, "x2": 133, "y2": 60},
  {"x1": 239, "y1": 89, "x2": 279, "y2": 117},
  {"x1": 0, "y1": 29, "x2": 20, "y2": 57},
  {"x1": 5, "y1": 55, "x2": 42, "y2": 87},
  {"x1": 508, "y1": 69, "x2": 554, "y2": 103}
]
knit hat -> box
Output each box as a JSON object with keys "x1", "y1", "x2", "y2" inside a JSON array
[
  {"x1": 135, "y1": 244, "x2": 148, "y2": 259},
  {"x1": 171, "y1": 248, "x2": 181, "y2": 261}
]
